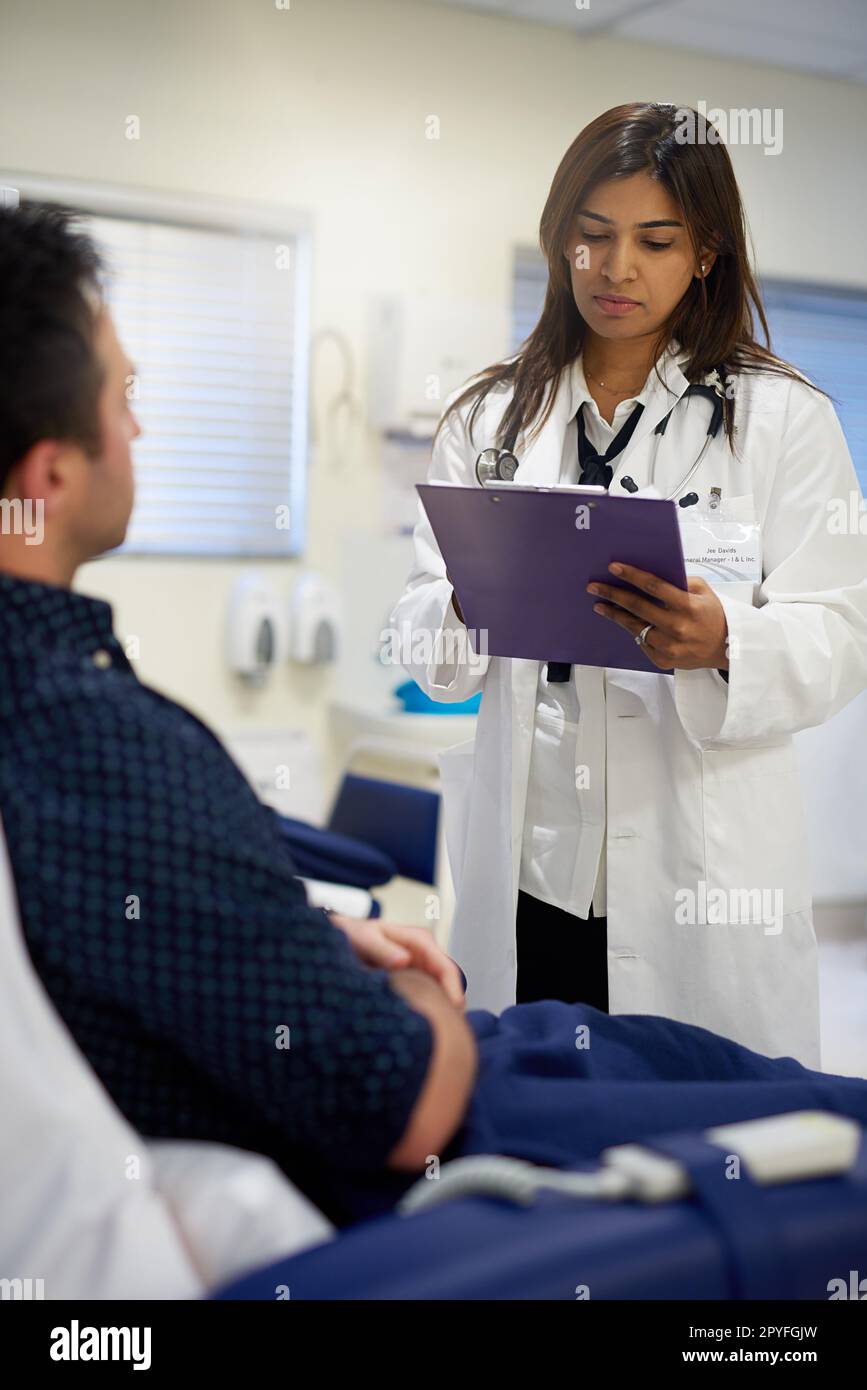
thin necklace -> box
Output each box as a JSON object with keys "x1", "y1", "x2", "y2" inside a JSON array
[{"x1": 585, "y1": 364, "x2": 646, "y2": 396}]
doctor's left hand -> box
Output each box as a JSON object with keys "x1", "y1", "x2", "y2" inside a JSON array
[
  {"x1": 587, "y1": 563, "x2": 730, "y2": 672},
  {"x1": 329, "y1": 914, "x2": 466, "y2": 1008}
]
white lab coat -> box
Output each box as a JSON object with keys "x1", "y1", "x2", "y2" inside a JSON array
[{"x1": 391, "y1": 343, "x2": 867, "y2": 1067}]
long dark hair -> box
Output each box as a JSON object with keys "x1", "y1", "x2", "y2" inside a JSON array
[{"x1": 439, "y1": 102, "x2": 824, "y2": 454}]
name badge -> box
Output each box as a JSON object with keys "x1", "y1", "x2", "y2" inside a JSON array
[{"x1": 678, "y1": 512, "x2": 763, "y2": 590}]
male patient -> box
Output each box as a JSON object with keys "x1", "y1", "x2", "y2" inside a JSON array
[{"x1": 0, "y1": 204, "x2": 476, "y2": 1215}]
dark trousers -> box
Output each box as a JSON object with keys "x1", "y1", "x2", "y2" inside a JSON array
[{"x1": 515, "y1": 889, "x2": 609, "y2": 1011}]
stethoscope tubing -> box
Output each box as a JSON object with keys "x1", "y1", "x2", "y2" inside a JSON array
[{"x1": 475, "y1": 381, "x2": 725, "y2": 504}]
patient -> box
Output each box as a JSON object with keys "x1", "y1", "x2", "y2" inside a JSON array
[{"x1": 0, "y1": 203, "x2": 477, "y2": 1216}]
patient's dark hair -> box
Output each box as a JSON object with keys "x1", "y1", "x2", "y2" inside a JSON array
[{"x1": 0, "y1": 202, "x2": 105, "y2": 495}]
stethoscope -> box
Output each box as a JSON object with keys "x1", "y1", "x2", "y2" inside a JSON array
[{"x1": 475, "y1": 381, "x2": 725, "y2": 509}]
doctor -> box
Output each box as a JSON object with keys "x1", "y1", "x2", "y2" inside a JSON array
[{"x1": 392, "y1": 102, "x2": 867, "y2": 1068}]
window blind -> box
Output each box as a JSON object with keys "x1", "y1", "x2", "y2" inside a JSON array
[
  {"x1": 760, "y1": 280, "x2": 867, "y2": 494},
  {"x1": 85, "y1": 212, "x2": 308, "y2": 556}
]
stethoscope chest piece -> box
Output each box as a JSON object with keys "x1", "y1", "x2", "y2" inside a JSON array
[{"x1": 475, "y1": 447, "x2": 519, "y2": 486}]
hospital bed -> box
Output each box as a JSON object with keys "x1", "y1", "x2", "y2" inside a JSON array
[
  {"x1": 217, "y1": 1128, "x2": 867, "y2": 1301},
  {"x1": 2, "y1": 811, "x2": 867, "y2": 1302}
]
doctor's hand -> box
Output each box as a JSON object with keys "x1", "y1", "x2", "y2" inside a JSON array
[
  {"x1": 586, "y1": 563, "x2": 730, "y2": 672},
  {"x1": 329, "y1": 914, "x2": 466, "y2": 1009}
]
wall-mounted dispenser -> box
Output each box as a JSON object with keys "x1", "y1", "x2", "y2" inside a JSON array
[
  {"x1": 288, "y1": 572, "x2": 341, "y2": 666},
  {"x1": 225, "y1": 573, "x2": 286, "y2": 687}
]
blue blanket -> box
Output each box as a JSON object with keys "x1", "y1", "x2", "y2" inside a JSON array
[
  {"x1": 459, "y1": 1002, "x2": 866, "y2": 1163},
  {"x1": 309, "y1": 1002, "x2": 867, "y2": 1225}
]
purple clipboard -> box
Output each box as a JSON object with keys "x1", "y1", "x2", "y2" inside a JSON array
[{"x1": 417, "y1": 482, "x2": 688, "y2": 673}]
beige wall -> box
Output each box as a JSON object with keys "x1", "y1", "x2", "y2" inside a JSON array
[{"x1": 1, "y1": 0, "x2": 866, "y2": 751}]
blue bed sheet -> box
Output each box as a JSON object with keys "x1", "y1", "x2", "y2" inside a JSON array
[{"x1": 217, "y1": 1002, "x2": 867, "y2": 1299}]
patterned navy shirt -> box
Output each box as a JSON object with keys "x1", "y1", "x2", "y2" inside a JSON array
[{"x1": 0, "y1": 574, "x2": 433, "y2": 1202}]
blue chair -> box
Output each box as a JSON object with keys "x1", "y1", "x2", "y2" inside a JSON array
[
  {"x1": 273, "y1": 776, "x2": 440, "y2": 920},
  {"x1": 328, "y1": 774, "x2": 440, "y2": 887}
]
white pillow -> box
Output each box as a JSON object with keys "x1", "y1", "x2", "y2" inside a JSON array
[{"x1": 148, "y1": 1141, "x2": 334, "y2": 1292}]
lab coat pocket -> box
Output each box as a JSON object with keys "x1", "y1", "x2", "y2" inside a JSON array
[
  {"x1": 701, "y1": 741, "x2": 813, "y2": 917},
  {"x1": 438, "y1": 736, "x2": 477, "y2": 897}
]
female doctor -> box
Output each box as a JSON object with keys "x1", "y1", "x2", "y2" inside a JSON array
[{"x1": 391, "y1": 102, "x2": 867, "y2": 1068}]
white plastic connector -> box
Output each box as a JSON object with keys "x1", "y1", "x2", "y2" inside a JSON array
[{"x1": 599, "y1": 1143, "x2": 691, "y2": 1203}]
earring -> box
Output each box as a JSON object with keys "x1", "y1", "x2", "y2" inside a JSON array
[{"x1": 701, "y1": 264, "x2": 707, "y2": 274}]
